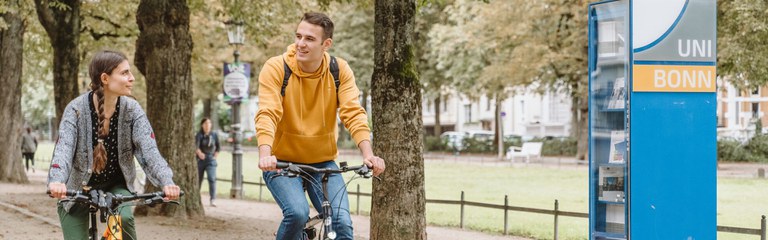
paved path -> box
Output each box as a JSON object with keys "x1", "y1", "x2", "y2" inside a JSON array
[{"x1": 0, "y1": 170, "x2": 530, "y2": 239}]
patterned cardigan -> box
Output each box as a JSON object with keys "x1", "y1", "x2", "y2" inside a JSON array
[{"x1": 47, "y1": 93, "x2": 175, "y2": 195}]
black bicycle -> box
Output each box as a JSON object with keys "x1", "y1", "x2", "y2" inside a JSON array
[
  {"x1": 273, "y1": 161, "x2": 374, "y2": 240},
  {"x1": 47, "y1": 188, "x2": 185, "y2": 240}
]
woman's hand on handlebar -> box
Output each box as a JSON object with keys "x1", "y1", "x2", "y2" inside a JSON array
[
  {"x1": 163, "y1": 185, "x2": 181, "y2": 201},
  {"x1": 48, "y1": 182, "x2": 67, "y2": 199},
  {"x1": 364, "y1": 156, "x2": 385, "y2": 177}
]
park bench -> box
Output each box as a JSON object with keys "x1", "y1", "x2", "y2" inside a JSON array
[{"x1": 506, "y1": 142, "x2": 543, "y2": 163}]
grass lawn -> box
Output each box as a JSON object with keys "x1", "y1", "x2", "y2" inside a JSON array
[{"x1": 33, "y1": 142, "x2": 768, "y2": 240}]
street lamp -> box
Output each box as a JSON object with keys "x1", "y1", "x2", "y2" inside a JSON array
[
  {"x1": 225, "y1": 19, "x2": 245, "y2": 199},
  {"x1": 225, "y1": 19, "x2": 245, "y2": 62}
]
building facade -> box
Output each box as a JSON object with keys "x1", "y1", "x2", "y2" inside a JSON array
[
  {"x1": 717, "y1": 78, "x2": 768, "y2": 141},
  {"x1": 422, "y1": 88, "x2": 573, "y2": 138}
]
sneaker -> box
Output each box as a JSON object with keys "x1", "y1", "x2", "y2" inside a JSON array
[{"x1": 210, "y1": 199, "x2": 217, "y2": 207}]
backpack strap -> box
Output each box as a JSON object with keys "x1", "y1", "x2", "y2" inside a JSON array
[
  {"x1": 281, "y1": 58, "x2": 292, "y2": 97},
  {"x1": 329, "y1": 56, "x2": 340, "y2": 91},
  {"x1": 281, "y1": 56, "x2": 340, "y2": 97}
]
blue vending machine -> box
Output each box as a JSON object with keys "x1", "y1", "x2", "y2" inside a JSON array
[{"x1": 588, "y1": 0, "x2": 716, "y2": 239}]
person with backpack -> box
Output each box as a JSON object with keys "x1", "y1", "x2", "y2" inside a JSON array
[
  {"x1": 195, "y1": 117, "x2": 220, "y2": 207},
  {"x1": 255, "y1": 12, "x2": 385, "y2": 240}
]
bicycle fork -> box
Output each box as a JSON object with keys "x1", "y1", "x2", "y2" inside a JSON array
[
  {"x1": 321, "y1": 173, "x2": 336, "y2": 240},
  {"x1": 89, "y1": 206, "x2": 98, "y2": 240}
]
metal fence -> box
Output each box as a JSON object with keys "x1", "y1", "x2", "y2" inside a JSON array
[
  {"x1": 31, "y1": 156, "x2": 766, "y2": 239},
  {"x1": 221, "y1": 178, "x2": 767, "y2": 240}
]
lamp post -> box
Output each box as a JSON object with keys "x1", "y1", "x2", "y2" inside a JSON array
[{"x1": 225, "y1": 19, "x2": 245, "y2": 199}]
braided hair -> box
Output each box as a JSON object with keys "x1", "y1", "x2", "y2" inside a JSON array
[{"x1": 87, "y1": 50, "x2": 128, "y2": 174}]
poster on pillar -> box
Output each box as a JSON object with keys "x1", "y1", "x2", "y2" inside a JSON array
[
  {"x1": 223, "y1": 62, "x2": 251, "y2": 102},
  {"x1": 631, "y1": 0, "x2": 716, "y2": 92}
]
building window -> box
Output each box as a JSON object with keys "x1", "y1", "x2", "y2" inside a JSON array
[
  {"x1": 753, "y1": 87, "x2": 760, "y2": 96},
  {"x1": 464, "y1": 104, "x2": 472, "y2": 122},
  {"x1": 442, "y1": 95, "x2": 448, "y2": 112},
  {"x1": 753, "y1": 102, "x2": 759, "y2": 118}
]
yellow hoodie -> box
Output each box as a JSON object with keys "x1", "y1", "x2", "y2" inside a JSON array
[{"x1": 255, "y1": 44, "x2": 370, "y2": 164}]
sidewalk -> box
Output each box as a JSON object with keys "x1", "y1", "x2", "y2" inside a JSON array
[
  {"x1": 202, "y1": 195, "x2": 530, "y2": 240},
  {"x1": 0, "y1": 169, "x2": 530, "y2": 240}
]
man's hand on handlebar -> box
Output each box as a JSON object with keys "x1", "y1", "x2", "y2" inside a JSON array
[
  {"x1": 258, "y1": 145, "x2": 278, "y2": 172},
  {"x1": 363, "y1": 156, "x2": 385, "y2": 177},
  {"x1": 259, "y1": 155, "x2": 278, "y2": 172}
]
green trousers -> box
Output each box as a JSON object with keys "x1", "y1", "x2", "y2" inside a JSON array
[{"x1": 57, "y1": 185, "x2": 136, "y2": 240}]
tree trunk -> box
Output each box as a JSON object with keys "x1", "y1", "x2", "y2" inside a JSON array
[
  {"x1": 433, "y1": 96, "x2": 442, "y2": 136},
  {"x1": 495, "y1": 94, "x2": 504, "y2": 160},
  {"x1": 370, "y1": 0, "x2": 427, "y2": 239},
  {"x1": 573, "y1": 82, "x2": 589, "y2": 161},
  {"x1": 202, "y1": 98, "x2": 212, "y2": 119},
  {"x1": 210, "y1": 99, "x2": 219, "y2": 130},
  {"x1": 0, "y1": 1, "x2": 29, "y2": 183},
  {"x1": 362, "y1": 88, "x2": 369, "y2": 113},
  {"x1": 133, "y1": 0, "x2": 202, "y2": 218},
  {"x1": 34, "y1": 0, "x2": 81, "y2": 131}
]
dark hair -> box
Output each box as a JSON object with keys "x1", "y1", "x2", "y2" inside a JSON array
[
  {"x1": 199, "y1": 118, "x2": 211, "y2": 133},
  {"x1": 26, "y1": 127, "x2": 31, "y2": 134},
  {"x1": 301, "y1": 12, "x2": 334, "y2": 40},
  {"x1": 88, "y1": 50, "x2": 128, "y2": 174}
]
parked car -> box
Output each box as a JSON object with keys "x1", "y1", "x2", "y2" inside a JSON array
[
  {"x1": 440, "y1": 131, "x2": 467, "y2": 152},
  {"x1": 466, "y1": 130, "x2": 494, "y2": 142}
]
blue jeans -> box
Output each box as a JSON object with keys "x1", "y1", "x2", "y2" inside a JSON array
[
  {"x1": 263, "y1": 161, "x2": 353, "y2": 240},
  {"x1": 197, "y1": 154, "x2": 217, "y2": 200}
]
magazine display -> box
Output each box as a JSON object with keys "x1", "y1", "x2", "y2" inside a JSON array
[
  {"x1": 599, "y1": 166, "x2": 625, "y2": 202},
  {"x1": 607, "y1": 77, "x2": 625, "y2": 109},
  {"x1": 608, "y1": 130, "x2": 626, "y2": 164}
]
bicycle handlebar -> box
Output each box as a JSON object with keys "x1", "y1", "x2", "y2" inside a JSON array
[
  {"x1": 47, "y1": 190, "x2": 185, "y2": 198},
  {"x1": 276, "y1": 161, "x2": 373, "y2": 178},
  {"x1": 47, "y1": 189, "x2": 185, "y2": 208}
]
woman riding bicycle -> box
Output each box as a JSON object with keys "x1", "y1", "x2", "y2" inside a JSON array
[
  {"x1": 47, "y1": 50, "x2": 181, "y2": 240},
  {"x1": 255, "y1": 12, "x2": 384, "y2": 240}
]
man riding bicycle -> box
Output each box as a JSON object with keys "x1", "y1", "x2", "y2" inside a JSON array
[{"x1": 255, "y1": 12, "x2": 385, "y2": 240}]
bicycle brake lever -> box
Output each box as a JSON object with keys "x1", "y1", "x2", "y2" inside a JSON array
[
  {"x1": 270, "y1": 171, "x2": 288, "y2": 179},
  {"x1": 165, "y1": 200, "x2": 181, "y2": 205},
  {"x1": 58, "y1": 194, "x2": 89, "y2": 204},
  {"x1": 143, "y1": 196, "x2": 165, "y2": 207},
  {"x1": 356, "y1": 165, "x2": 374, "y2": 179},
  {"x1": 270, "y1": 169, "x2": 299, "y2": 179}
]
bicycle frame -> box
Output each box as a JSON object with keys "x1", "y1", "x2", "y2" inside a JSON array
[
  {"x1": 314, "y1": 172, "x2": 336, "y2": 240},
  {"x1": 87, "y1": 203, "x2": 122, "y2": 240},
  {"x1": 274, "y1": 161, "x2": 372, "y2": 240}
]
